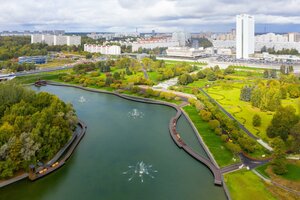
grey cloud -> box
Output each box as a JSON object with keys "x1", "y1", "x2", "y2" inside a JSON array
[{"x1": 0, "y1": 0, "x2": 299, "y2": 32}]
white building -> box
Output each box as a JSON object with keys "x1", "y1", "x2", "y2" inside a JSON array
[
  {"x1": 131, "y1": 38, "x2": 179, "y2": 52},
  {"x1": 31, "y1": 34, "x2": 81, "y2": 46},
  {"x1": 236, "y1": 14, "x2": 255, "y2": 59},
  {"x1": 256, "y1": 33, "x2": 288, "y2": 43},
  {"x1": 288, "y1": 32, "x2": 300, "y2": 42},
  {"x1": 166, "y1": 47, "x2": 204, "y2": 58},
  {"x1": 172, "y1": 31, "x2": 191, "y2": 47},
  {"x1": 84, "y1": 44, "x2": 121, "y2": 55}
]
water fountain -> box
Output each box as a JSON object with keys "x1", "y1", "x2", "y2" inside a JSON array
[
  {"x1": 123, "y1": 161, "x2": 158, "y2": 183},
  {"x1": 78, "y1": 96, "x2": 86, "y2": 103},
  {"x1": 128, "y1": 108, "x2": 144, "y2": 119}
]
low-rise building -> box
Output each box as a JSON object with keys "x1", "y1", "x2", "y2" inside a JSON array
[
  {"x1": 18, "y1": 56, "x2": 47, "y2": 64},
  {"x1": 131, "y1": 38, "x2": 179, "y2": 52},
  {"x1": 84, "y1": 44, "x2": 121, "y2": 55},
  {"x1": 166, "y1": 47, "x2": 204, "y2": 58}
]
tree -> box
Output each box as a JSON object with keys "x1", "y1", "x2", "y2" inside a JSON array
[
  {"x1": 208, "y1": 120, "x2": 220, "y2": 130},
  {"x1": 85, "y1": 53, "x2": 92, "y2": 59},
  {"x1": 252, "y1": 114, "x2": 261, "y2": 127},
  {"x1": 240, "y1": 85, "x2": 253, "y2": 102},
  {"x1": 289, "y1": 122, "x2": 300, "y2": 153},
  {"x1": 113, "y1": 72, "x2": 121, "y2": 80},
  {"x1": 263, "y1": 70, "x2": 269, "y2": 78},
  {"x1": 267, "y1": 106, "x2": 299, "y2": 141},
  {"x1": 206, "y1": 71, "x2": 217, "y2": 81},
  {"x1": 224, "y1": 66, "x2": 235, "y2": 75},
  {"x1": 197, "y1": 70, "x2": 206, "y2": 79},
  {"x1": 225, "y1": 142, "x2": 241, "y2": 154},
  {"x1": 271, "y1": 137, "x2": 287, "y2": 175},
  {"x1": 178, "y1": 73, "x2": 193, "y2": 85},
  {"x1": 199, "y1": 110, "x2": 212, "y2": 121}
]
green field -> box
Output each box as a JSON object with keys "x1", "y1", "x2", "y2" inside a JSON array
[
  {"x1": 224, "y1": 170, "x2": 276, "y2": 200},
  {"x1": 37, "y1": 59, "x2": 75, "y2": 68},
  {"x1": 281, "y1": 163, "x2": 300, "y2": 181},
  {"x1": 257, "y1": 162, "x2": 300, "y2": 182},
  {"x1": 255, "y1": 164, "x2": 270, "y2": 178},
  {"x1": 205, "y1": 85, "x2": 299, "y2": 142},
  {"x1": 183, "y1": 105, "x2": 239, "y2": 167}
]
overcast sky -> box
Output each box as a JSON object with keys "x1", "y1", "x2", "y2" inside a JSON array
[{"x1": 0, "y1": 0, "x2": 300, "y2": 33}]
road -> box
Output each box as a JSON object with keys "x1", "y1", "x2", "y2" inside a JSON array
[{"x1": 0, "y1": 65, "x2": 74, "y2": 79}]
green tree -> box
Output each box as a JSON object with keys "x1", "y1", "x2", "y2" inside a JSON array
[
  {"x1": 271, "y1": 137, "x2": 287, "y2": 175},
  {"x1": 85, "y1": 53, "x2": 93, "y2": 59},
  {"x1": 267, "y1": 106, "x2": 299, "y2": 141},
  {"x1": 252, "y1": 114, "x2": 261, "y2": 127},
  {"x1": 199, "y1": 110, "x2": 212, "y2": 121},
  {"x1": 206, "y1": 71, "x2": 217, "y2": 81},
  {"x1": 208, "y1": 120, "x2": 220, "y2": 130},
  {"x1": 240, "y1": 85, "x2": 253, "y2": 102}
]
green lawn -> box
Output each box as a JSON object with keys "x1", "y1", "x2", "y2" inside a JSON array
[
  {"x1": 147, "y1": 71, "x2": 160, "y2": 82},
  {"x1": 37, "y1": 59, "x2": 74, "y2": 68},
  {"x1": 256, "y1": 162, "x2": 300, "y2": 182},
  {"x1": 224, "y1": 170, "x2": 276, "y2": 200},
  {"x1": 255, "y1": 164, "x2": 270, "y2": 178},
  {"x1": 205, "y1": 85, "x2": 300, "y2": 142},
  {"x1": 183, "y1": 105, "x2": 239, "y2": 167},
  {"x1": 281, "y1": 164, "x2": 300, "y2": 181}
]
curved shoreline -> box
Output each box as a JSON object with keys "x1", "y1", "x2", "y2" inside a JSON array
[
  {"x1": 0, "y1": 120, "x2": 87, "y2": 188},
  {"x1": 45, "y1": 81, "x2": 223, "y2": 186}
]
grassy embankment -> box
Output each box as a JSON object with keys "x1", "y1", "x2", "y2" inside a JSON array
[
  {"x1": 224, "y1": 170, "x2": 277, "y2": 200},
  {"x1": 183, "y1": 105, "x2": 239, "y2": 167}
]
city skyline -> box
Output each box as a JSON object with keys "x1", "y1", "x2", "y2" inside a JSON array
[{"x1": 0, "y1": 0, "x2": 300, "y2": 33}]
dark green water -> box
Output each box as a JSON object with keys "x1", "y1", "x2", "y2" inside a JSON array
[{"x1": 0, "y1": 85, "x2": 226, "y2": 200}]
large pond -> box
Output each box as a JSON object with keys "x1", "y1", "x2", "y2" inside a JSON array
[{"x1": 0, "y1": 85, "x2": 226, "y2": 200}]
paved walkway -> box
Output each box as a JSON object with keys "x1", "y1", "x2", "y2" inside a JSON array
[{"x1": 0, "y1": 173, "x2": 28, "y2": 188}]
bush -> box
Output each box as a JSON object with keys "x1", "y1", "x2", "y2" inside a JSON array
[
  {"x1": 272, "y1": 158, "x2": 288, "y2": 175},
  {"x1": 221, "y1": 134, "x2": 228, "y2": 142},
  {"x1": 209, "y1": 119, "x2": 220, "y2": 130},
  {"x1": 206, "y1": 71, "x2": 217, "y2": 81},
  {"x1": 252, "y1": 114, "x2": 261, "y2": 127},
  {"x1": 199, "y1": 110, "x2": 212, "y2": 121},
  {"x1": 214, "y1": 127, "x2": 222, "y2": 135},
  {"x1": 197, "y1": 71, "x2": 206, "y2": 79},
  {"x1": 225, "y1": 142, "x2": 241, "y2": 154}
]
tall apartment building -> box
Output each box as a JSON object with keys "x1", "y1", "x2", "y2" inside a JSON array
[
  {"x1": 236, "y1": 14, "x2": 255, "y2": 59},
  {"x1": 84, "y1": 44, "x2": 121, "y2": 55},
  {"x1": 288, "y1": 32, "x2": 300, "y2": 42},
  {"x1": 172, "y1": 31, "x2": 191, "y2": 47},
  {"x1": 31, "y1": 34, "x2": 81, "y2": 46}
]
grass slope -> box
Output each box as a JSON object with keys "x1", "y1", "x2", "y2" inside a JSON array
[
  {"x1": 183, "y1": 105, "x2": 239, "y2": 167},
  {"x1": 224, "y1": 170, "x2": 276, "y2": 200}
]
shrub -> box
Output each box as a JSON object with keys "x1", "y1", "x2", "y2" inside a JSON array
[
  {"x1": 199, "y1": 110, "x2": 212, "y2": 121},
  {"x1": 252, "y1": 114, "x2": 261, "y2": 127},
  {"x1": 208, "y1": 119, "x2": 220, "y2": 130}
]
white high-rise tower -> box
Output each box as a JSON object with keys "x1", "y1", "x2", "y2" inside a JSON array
[{"x1": 236, "y1": 14, "x2": 255, "y2": 59}]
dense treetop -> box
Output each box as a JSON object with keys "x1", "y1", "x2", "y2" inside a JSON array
[{"x1": 0, "y1": 83, "x2": 78, "y2": 179}]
